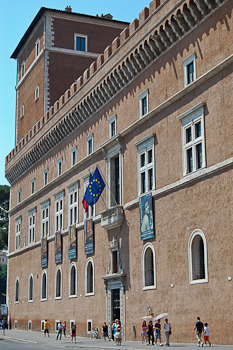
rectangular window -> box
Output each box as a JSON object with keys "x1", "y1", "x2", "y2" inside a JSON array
[
  {"x1": 68, "y1": 183, "x2": 79, "y2": 226},
  {"x1": 139, "y1": 89, "x2": 149, "y2": 117},
  {"x1": 75, "y1": 35, "x2": 87, "y2": 51},
  {"x1": 15, "y1": 217, "x2": 21, "y2": 250},
  {"x1": 35, "y1": 39, "x2": 40, "y2": 57},
  {"x1": 109, "y1": 115, "x2": 117, "y2": 138},
  {"x1": 135, "y1": 134, "x2": 155, "y2": 195},
  {"x1": 55, "y1": 192, "x2": 64, "y2": 232},
  {"x1": 18, "y1": 189, "x2": 21, "y2": 204},
  {"x1": 41, "y1": 201, "x2": 50, "y2": 237},
  {"x1": 179, "y1": 102, "x2": 206, "y2": 176},
  {"x1": 28, "y1": 209, "x2": 36, "y2": 244},
  {"x1": 20, "y1": 104, "x2": 24, "y2": 119},
  {"x1": 183, "y1": 53, "x2": 196, "y2": 87},
  {"x1": 71, "y1": 146, "x2": 77, "y2": 166},
  {"x1": 44, "y1": 169, "x2": 48, "y2": 186},
  {"x1": 87, "y1": 134, "x2": 93, "y2": 155},
  {"x1": 58, "y1": 158, "x2": 63, "y2": 176},
  {"x1": 21, "y1": 61, "x2": 25, "y2": 78},
  {"x1": 35, "y1": 85, "x2": 39, "y2": 101},
  {"x1": 31, "y1": 178, "x2": 35, "y2": 195}
]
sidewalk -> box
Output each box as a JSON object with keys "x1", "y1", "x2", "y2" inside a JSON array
[{"x1": 1, "y1": 329, "x2": 232, "y2": 349}]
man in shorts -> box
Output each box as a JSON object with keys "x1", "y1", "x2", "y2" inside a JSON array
[
  {"x1": 193, "y1": 317, "x2": 203, "y2": 347},
  {"x1": 44, "y1": 319, "x2": 50, "y2": 337}
]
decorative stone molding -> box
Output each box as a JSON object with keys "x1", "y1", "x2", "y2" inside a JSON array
[{"x1": 5, "y1": 0, "x2": 227, "y2": 184}]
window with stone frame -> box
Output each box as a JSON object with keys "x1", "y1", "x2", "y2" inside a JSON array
[
  {"x1": 69, "y1": 263, "x2": 77, "y2": 297},
  {"x1": 35, "y1": 39, "x2": 40, "y2": 57},
  {"x1": 179, "y1": 102, "x2": 206, "y2": 176},
  {"x1": 28, "y1": 274, "x2": 33, "y2": 302},
  {"x1": 44, "y1": 169, "x2": 48, "y2": 186},
  {"x1": 142, "y1": 243, "x2": 156, "y2": 290},
  {"x1": 55, "y1": 267, "x2": 62, "y2": 299},
  {"x1": 41, "y1": 200, "x2": 49, "y2": 237},
  {"x1": 28, "y1": 208, "x2": 36, "y2": 244},
  {"x1": 68, "y1": 183, "x2": 79, "y2": 226},
  {"x1": 103, "y1": 138, "x2": 122, "y2": 208},
  {"x1": 139, "y1": 89, "x2": 149, "y2": 117},
  {"x1": 74, "y1": 34, "x2": 87, "y2": 51},
  {"x1": 15, "y1": 278, "x2": 19, "y2": 303},
  {"x1": 41, "y1": 271, "x2": 47, "y2": 300},
  {"x1": 85, "y1": 258, "x2": 94, "y2": 296},
  {"x1": 183, "y1": 53, "x2": 196, "y2": 87},
  {"x1": 15, "y1": 217, "x2": 21, "y2": 250},
  {"x1": 87, "y1": 134, "x2": 93, "y2": 155},
  {"x1": 135, "y1": 134, "x2": 155, "y2": 195},
  {"x1": 71, "y1": 146, "x2": 77, "y2": 166},
  {"x1": 188, "y1": 229, "x2": 208, "y2": 284},
  {"x1": 58, "y1": 157, "x2": 63, "y2": 176},
  {"x1": 55, "y1": 192, "x2": 64, "y2": 232},
  {"x1": 109, "y1": 115, "x2": 117, "y2": 138}
]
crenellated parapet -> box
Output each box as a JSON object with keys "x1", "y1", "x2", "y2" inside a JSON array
[{"x1": 5, "y1": 0, "x2": 227, "y2": 184}]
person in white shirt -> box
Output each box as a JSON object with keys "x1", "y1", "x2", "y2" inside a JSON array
[
  {"x1": 163, "y1": 318, "x2": 172, "y2": 346},
  {"x1": 203, "y1": 323, "x2": 211, "y2": 347}
]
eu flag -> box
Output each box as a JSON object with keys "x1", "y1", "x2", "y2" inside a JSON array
[{"x1": 83, "y1": 167, "x2": 105, "y2": 207}]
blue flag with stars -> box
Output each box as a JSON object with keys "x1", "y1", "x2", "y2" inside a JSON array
[{"x1": 84, "y1": 166, "x2": 105, "y2": 207}]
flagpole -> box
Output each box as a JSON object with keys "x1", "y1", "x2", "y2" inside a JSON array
[{"x1": 97, "y1": 164, "x2": 118, "y2": 207}]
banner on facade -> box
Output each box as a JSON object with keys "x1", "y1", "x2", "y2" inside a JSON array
[
  {"x1": 68, "y1": 225, "x2": 77, "y2": 260},
  {"x1": 139, "y1": 192, "x2": 154, "y2": 241},
  {"x1": 84, "y1": 218, "x2": 94, "y2": 255},
  {"x1": 55, "y1": 231, "x2": 62, "y2": 264},
  {"x1": 41, "y1": 237, "x2": 48, "y2": 268}
]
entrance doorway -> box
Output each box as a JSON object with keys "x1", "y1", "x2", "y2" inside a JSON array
[{"x1": 112, "y1": 288, "x2": 120, "y2": 321}]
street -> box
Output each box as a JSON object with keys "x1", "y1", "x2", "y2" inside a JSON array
[{"x1": 0, "y1": 330, "x2": 233, "y2": 350}]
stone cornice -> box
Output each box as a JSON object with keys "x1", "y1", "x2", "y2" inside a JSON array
[{"x1": 5, "y1": 0, "x2": 228, "y2": 185}]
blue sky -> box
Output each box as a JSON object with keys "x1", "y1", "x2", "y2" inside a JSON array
[{"x1": 0, "y1": 0, "x2": 150, "y2": 186}]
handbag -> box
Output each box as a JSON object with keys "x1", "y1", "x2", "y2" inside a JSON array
[{"x1": 169, "y1": 330, "x2": 172, "y2": 335}]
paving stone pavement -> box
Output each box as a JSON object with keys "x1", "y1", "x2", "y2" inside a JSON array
[{"x1": 1, "y1": 330, "x2": 232, "y2": 350}]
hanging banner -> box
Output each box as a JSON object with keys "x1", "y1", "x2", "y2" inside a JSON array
[
  {"x1": 139, "y1": 192, "x2": 154, "y2": 241},
  {"x1": 84, "y1": 218, "x2": 94, "y2": 255},
  {"x1": 41, "y1": 237, "x2": 48, "y2": 268},
  {"x1": 55, "y1": 231, "x2": 62, "y2": 264},
  {"x1": 68, "y1": 225, "x2": 77, "y2": 260}
]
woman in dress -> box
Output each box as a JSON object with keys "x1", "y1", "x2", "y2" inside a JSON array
[
  {"x1": 141, "y1": 320, "x2": 148, "y2": 345},
  {"x1": 71, "y1": 323, "x2": 76, "y2": 343}
]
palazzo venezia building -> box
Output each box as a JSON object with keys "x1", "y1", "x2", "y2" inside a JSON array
[{"x1": 5, "y1": 0, "x2": 233, "y2": 345}]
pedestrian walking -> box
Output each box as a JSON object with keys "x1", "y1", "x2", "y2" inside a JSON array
[
  {"x1": 154, "y1": 319, "x2": 163, "y2": 346},
  {"x1": 63, "y1": 321, "x2": 66, "y2": 337},
  {"x1": 193, "y1": 316, "x2": 204, "y2": 347},
  {"x1": 71, "y1": 323, "x2": 76, "y2": 343},
  {"x1": 102, "y1": 321, "x2": 108, "y2": 341},
  {"x1": 56, "y1": 321, "x2": 63, "y2": 340},
  {"x1": 163, "y1": 318, "x2": 172, "y2": 346},
  {"x1": 141, "y1": 320, "x2": 147, "y2": 345},
  {"x1": 44, "y1": 319, "x2": 50, "y2": 337},
  {"x1": 203, "y1": 323, "x2": 211, "y2": 347},
  {"x1": 147, "y1": 320, "x2": 154, "y2": 345},
  {"x1": 115, "y1": 320, "x2": 122, "y2": 346}
]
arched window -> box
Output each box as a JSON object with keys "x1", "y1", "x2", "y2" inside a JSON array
[
  {"x1": 15, "y1": 278, "x2": 19, "y2": 302},
  {"x1": 55, "y1": 267, "x2": 62, "y2": 298},
  {"x1": 142, "y1": 243, "x2": 156, "y2": 289},
  {"x1": 28, "y1": 274, "x2": 33, "y2": 302},
  {"x1": 41, "y1": 270, "x2": 47, "y2": 300},
  {"x1": 188, "y1": 229, "x2": 208, "y2": 284},
  {"x1": 69, "y1": 263, "x2": 77, "y2": 297},
  {"x1": 85, "y1": 258, "x2": 94, "y2": 295}
]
